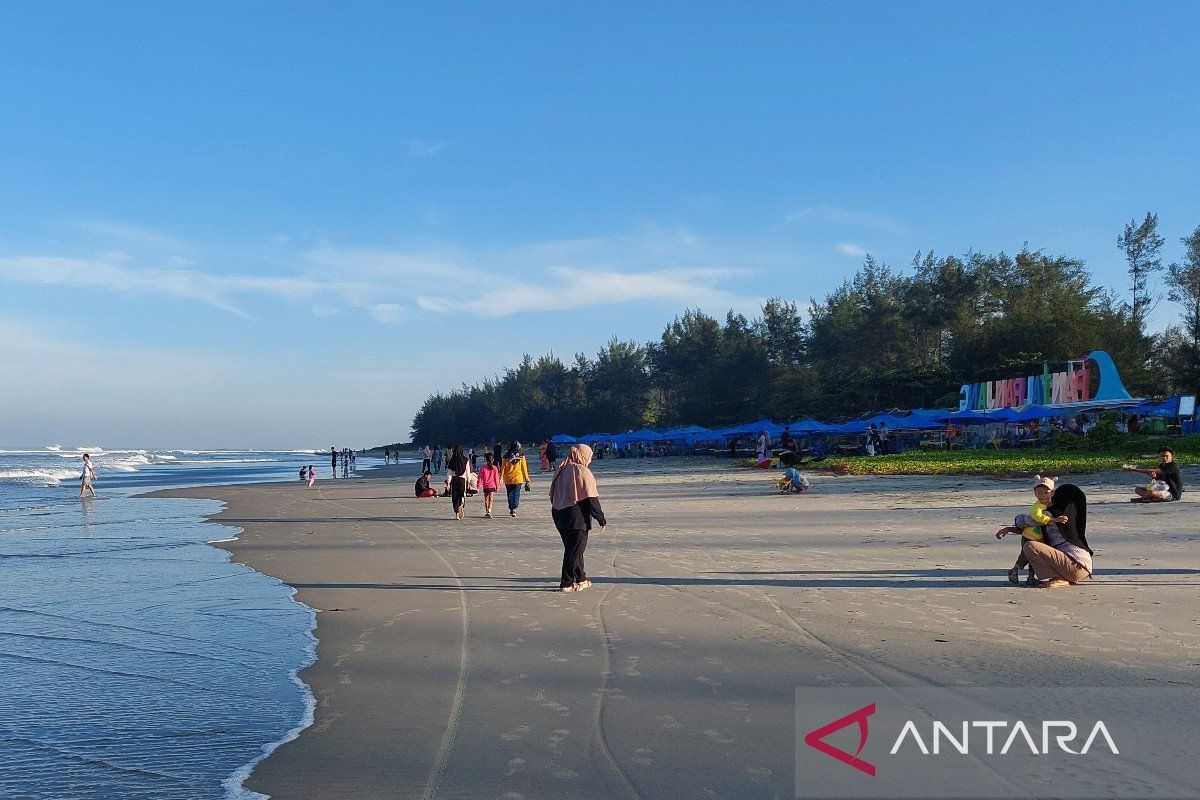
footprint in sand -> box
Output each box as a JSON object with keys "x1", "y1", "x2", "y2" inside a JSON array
[
  {"x1": 745, "y1": 766, "x2": 773, "y2": 781},
  {"x1": 501, "y1": 725, "x2": 532, "y2": 741},
  {"x1": 548, "y1": 763, "x2": 580, "y2": 780},
  {"x1": 632, "y1": 747, "x2": 655, "y2": 765},
  {"x1": 504, "y1": 758, "x2": 526, "y2": 777},
  {"x1": 704, "y1": 729, "x2": 734, "y2": 743}
]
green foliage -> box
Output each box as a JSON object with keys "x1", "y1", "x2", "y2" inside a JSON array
[
  {"x1": 409, "y1": 225, "x2": 1197, "y2": 444},
  {"x1": 822, "y1": 438, "x2": 1198, "y2": 477}
]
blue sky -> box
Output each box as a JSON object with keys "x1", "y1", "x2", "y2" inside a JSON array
[{"x1": 2, "y1": 2, "x2": 1198, "y2": 448}]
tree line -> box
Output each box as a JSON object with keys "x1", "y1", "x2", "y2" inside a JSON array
[{"x1": 410, "y1": 217, "x2": 1200, "y2": 445}]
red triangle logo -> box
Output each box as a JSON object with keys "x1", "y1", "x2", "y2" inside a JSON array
[{"x1": 803, "y1": 703, "x2": 876, "y2": 776}]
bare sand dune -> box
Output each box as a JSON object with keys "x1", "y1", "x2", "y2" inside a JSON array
[{"x1": 162, "y1": 458, "x2": 1199, "y2": 799}]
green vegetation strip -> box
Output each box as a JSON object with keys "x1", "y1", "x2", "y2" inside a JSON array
[{"x1": 821, "y1": 442, "x2": 1197, "y2": 478}]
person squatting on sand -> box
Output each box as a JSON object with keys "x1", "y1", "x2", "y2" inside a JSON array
[
  {"x1": 447, "y1": 445, "x2": 470, "y2": 520},
  {"x1": 775, "y1": 467, "x2": 810, "y2": 494},
  {"x1": 994, "y1": 475, "x2": 1065, "y2": 586},
  {"x1": 996, "y1": 480, "x2": 1092, "y2": 588},
  {"x1": 1124, "y1": 447, "x2": 1184, "y2": 503},
  {"x1": 501, "y1": 441, "x2": 532, "y2": 517},
  {"x1": 477, "y1": 452, "x2": 500, "y2": 517},
  {"x1": 550, "y1": 444, "x2": 606, "y2": 592},
  {"x1": 414, "y1": 470, "x2": 437, "y2": 498}
]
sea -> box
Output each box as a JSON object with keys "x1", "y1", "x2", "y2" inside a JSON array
[{"x1": 0, "y1": 447, "x2": 371, "y2": 800}]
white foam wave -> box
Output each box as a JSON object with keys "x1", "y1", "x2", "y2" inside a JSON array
[
  {"x1": 222, "y1": 586, "x2": 318, "y2": 800},
  {"x1": 0, "y1": 467, "x2": 79, "y2": 486}
]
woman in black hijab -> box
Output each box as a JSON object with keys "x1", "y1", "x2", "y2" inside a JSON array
[
  {"x1": 447, "y1": 444, "x2": 470, "y2": 520},
  {"x1": 1022, "y1": 483, "x2": 1093, "y2": 587}
]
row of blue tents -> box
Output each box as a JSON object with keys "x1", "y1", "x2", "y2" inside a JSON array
[{"x1": 548, "y1": 396, "x2": 1190, "y2": 447}]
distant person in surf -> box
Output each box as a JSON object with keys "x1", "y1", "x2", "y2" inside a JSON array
[
  {"x1": 79, "y1": 453, "x2": 97, "y2": 498},
  {"x1": 550, "y1": 444, "x2": 606, "y2": 592},
  {"x1": 299, "y1": 465, "x2": 307, "y2": 482},
  {"x1": 307, "y1": 464, "x2": 316, "y2": 488}
]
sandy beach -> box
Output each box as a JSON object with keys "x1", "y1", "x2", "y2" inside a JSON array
[{"x1": 161, "y1": 459, "x2": 1199, "y2": 799}]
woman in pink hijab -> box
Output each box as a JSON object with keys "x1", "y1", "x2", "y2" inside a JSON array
[{"x1": 549, "y1": 444, "x2": 607, "y2": 592}]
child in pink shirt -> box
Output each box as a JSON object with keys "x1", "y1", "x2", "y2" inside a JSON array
[{"x1": 477, "y1": 452, "x2": 501, "y2": 518}]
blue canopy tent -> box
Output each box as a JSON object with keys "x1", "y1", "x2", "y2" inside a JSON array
[
  {"x1": 1003, "y1": 405, "x2": 1076, "y2": 422},
  {"x1": 932, "y1": 409, "x2": 998, "y2": 425},
  {"x1": 550, "y1": 434, "x2": 578, "y2": 444},
  {"x1": 868, "y1": 413, "x2": 942, "y2": 431},
  {"x1": 832, "y1": 419, "x2": 870, "y2": 434},
  {"x1": 791, "y1": 417, "x2": 834, "y2": 434},
  {"x1": 1130, "y1": 397, "x2": 1180, "y2": 417},
  {"x1": 577, "y1": 432, "x2": 612, "y2": 444}
]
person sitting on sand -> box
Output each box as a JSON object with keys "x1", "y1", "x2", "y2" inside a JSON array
[
  {"x1": 775, "y1": 467, "x2": 810, "y2": 494},
  {"x1": 997, "y1": 482, "x2": 1091, "y2": 588},
  {"x1": 415, "y1": 470, "x2": 437, "y2": 498},
  {"x1": 995, "y1": 475, "x2": 1066, "y2": 586},
  {"x1": 1124, "y1": 447, "x2": 1183, "y2": 502}
]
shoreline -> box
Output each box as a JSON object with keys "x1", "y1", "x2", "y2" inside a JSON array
[{"x1": 154, "y1": 459, "x2": 1197, "y2": 798}]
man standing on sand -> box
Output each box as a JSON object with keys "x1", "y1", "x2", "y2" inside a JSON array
[
  {"x1": 421, "y1": 444, "x2": 432, "y2": 473},
  {"x1": 79, "y1": 453, "x2": 97, "y2": 498},
  {"x1": 330, "y1": 447, "x2": 337, "y2": 476}
]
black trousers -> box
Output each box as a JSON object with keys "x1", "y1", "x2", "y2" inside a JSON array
[
  {"x1": 450, "y1": 476, "x2": 466, "y2": 512},
  {"x1": 422, "y1": 458, "x2": 431, "y2": 473},
  {"x1": 556, "y1": 525, "x2": 589, "y2": 587}
]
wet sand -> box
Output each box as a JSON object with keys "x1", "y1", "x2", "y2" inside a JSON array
[{"x1": 160, "y1": 459, "x2": 1200, "y2": 799}]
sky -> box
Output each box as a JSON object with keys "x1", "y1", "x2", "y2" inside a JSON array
[{"x1": 1, "y1": 1, "x2": 1198, "y2": 449}]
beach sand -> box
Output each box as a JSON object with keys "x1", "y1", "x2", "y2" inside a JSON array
[{"x1": 161, "y1": 459, "x2": 1199, "y2": 799}]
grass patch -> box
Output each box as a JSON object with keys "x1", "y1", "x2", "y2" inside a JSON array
[{"x1": 820, "y1": 444, "x2": 1195, "y2": 477}]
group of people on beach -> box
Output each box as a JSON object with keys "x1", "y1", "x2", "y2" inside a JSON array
[
  {"x1": 416, "y1": 441, "x2": 533, "y2": 520},
  {"x1": 413, "y1": 440, "x2": 605, "y2": 592}
]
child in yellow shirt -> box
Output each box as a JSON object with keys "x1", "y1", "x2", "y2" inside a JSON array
[{"x1": 995, "y1": 475, "x2": 1067, "y2": 586}]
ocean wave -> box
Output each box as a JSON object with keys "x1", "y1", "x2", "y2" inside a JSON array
[{"x1": 0, "y1": 468, "x2": 79, "y2": 486}]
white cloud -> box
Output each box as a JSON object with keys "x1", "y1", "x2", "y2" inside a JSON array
[
  {"x1": 369, "y1": 303, "x2": 406, "y2": 323},
  {"x1": 1, "y1": 223, "x2": 762, "y2": 322},
  {"x1": 837, "y1": 242, "x2": 869, "y2": 258},
  {"x1": 74, "y1": 220, "x2": 194, "y2": 255},
  {"x1": 785, "y1": 204, "x2": 908, "y2": 236},
  {"x1": 403, "y1": 138, "x2": 445, "y2": 156}
]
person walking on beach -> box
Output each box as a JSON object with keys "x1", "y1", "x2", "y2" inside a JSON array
[
  {"x1": 539, "y1": 439, "x2": 550, "y2": 472},
  {"x1": 550, "y1": 444, "x2": 606, "y2": 592},
  {"x1": 421, "y1": 445, "x2": 432, "y2": 473},
  {"x1": 79, "y1": 453, "x2": 97, "y2": 498},
  {"x1": 307, "y1": 464, "x2": 316, "y2": 488},
  {"x1": 546, "y1": 439, "x2": 558, "y2": 469},
  {"x1": 492, "y1": 440, "x2": 502, "y2": 470},
  {"x1": 501, "y1": 441, "x2": 531, "y2": 517},
  {"x1": 477, "y1": 452, "x2": 500, "y2": 518},
  {"x1": 447, "y1": 445, "x2": 470, "y2": 519},
  {"x1": 330, "y1": 447, "x2": 337, "y2": 476}
]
